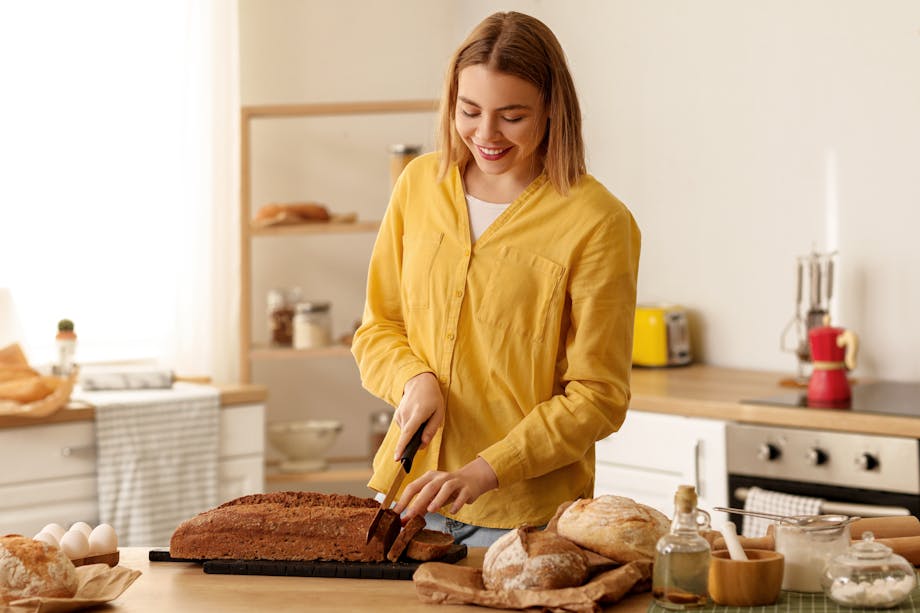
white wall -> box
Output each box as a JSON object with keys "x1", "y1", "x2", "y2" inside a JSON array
[
  {"x1": 453, "y1": 0, "x2": 920, "y2": 380},
  {"x1": 240, "y1": 1, "x2": 920, "y2": 457}
]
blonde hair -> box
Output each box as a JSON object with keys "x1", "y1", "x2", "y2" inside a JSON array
[{"x1": 437, "y1": 12, "x2": 585, "y2": 195}]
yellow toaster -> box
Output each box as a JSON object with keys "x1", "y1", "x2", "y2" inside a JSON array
[{"x1": 632, "y1": 304, "x2": 692, "y2": 367}]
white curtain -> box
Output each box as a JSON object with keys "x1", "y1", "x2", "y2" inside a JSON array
[{"x1": 0, "y1": 1, "x2": 239, "y2": 383}]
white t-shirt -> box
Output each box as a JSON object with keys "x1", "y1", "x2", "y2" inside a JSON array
[{"x1": 466, "y1": 194, "x2": 510, "y2": 243}]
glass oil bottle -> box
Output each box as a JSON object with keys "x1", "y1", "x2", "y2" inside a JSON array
[{"x1": 652, "y1": 485, "x2": 711, "y2": 609}]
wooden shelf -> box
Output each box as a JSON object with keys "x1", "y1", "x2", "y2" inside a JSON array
[
  {"x1": 250, "y1": 344, "x2": 353, "y2": 360},
  {"x1": 239, "y1": 98, "x2": 438, "y2": 383},
  {"x1": 250, "y1": 220, "x2": 380, "y2": 237}
]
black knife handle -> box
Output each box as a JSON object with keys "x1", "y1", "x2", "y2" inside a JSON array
[{"x1": 400, "y1": 418, "x2": 429, "y2": 473}]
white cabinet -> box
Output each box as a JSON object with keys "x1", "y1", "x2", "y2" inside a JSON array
[
  {"x1": 0, "y1": 402, "x2": 265, "y2": 537},
  {"x1": 595, "y1": 410, "x2": 727, "y2": 527}
]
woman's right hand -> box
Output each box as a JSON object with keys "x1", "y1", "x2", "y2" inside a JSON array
[{"x1": 393, "y1": 372, "x2": 444, "y2": 460}]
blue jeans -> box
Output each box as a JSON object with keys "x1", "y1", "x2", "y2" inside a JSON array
[{"x1": 424, "y1": 513, "x2": 510, "y2": 548}]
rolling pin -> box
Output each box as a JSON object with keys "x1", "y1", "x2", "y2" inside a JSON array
[
  {"x1": 874, "y1": 536, "x2": 920, "y2": 566},
  {"x1": 848, "y1": 516, "x2": 920, "y2": 540}
]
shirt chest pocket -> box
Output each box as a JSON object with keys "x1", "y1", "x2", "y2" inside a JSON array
[
  {"x1": 476, "y1": 245, "x2": 565, "y2": 343},
  {"x1": 402, "y1": 232, "x2": 444, "y2": 309}
]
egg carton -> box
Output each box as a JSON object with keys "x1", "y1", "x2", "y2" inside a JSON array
[{"x1": 72, "y1": 550, "x2": 120, "y2": 567}]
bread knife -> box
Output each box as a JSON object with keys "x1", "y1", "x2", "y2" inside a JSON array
[{"x1": 364, "y1": 418, "x2": 429, "y2": 544}]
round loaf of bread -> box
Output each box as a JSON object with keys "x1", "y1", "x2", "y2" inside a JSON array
[
  {"x1": 555, "y1": 495, "x2": 670, "y2": 563},
  {"x1": 0, "y1": 535, "x2": 79, "y2": 603},
  {"x1": 482, "y1": 527, "x2": 588, "y2": 591}
]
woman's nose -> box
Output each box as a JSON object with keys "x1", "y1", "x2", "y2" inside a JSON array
[{"x1": 475, "y1": 114, "x2": 499, "y2": 140}]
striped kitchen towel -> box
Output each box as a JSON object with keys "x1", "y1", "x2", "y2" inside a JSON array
[
  {"x1": 741, "y1": 486, "x2": 824, "y2": 537},
  {"x1": 78, "y1": 382, "x2": 220, "y2": 547}
]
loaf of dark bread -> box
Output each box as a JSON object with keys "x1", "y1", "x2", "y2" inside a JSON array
[{"x1": 170, "y1": 491, "x2": 400, "y2": 563}]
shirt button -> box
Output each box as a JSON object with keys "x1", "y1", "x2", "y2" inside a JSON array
[
  {"x1": 439, "y1": 376, "x2": 448, "y2": 384},
  {"x1": 455, "y1": 290, "x2": 463, "y2": 298},
  {"x1": 464, "y1": 249, "x2": 471, "y2": 257},
  {"x1": 447, "y1": 333, "x2": 455, "y2": 341}
]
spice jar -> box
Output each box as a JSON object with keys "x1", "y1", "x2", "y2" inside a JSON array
[
  {"x1": 389, "y1": 144, "x2": 422, "y2": 188},
  {"x1": 267, "y1": 288, "x2": 302, "y2": 346},
  {"x1": 822, "y1": 531, "x2": 917, "y2": 608},
  {"x1": 293, "y1": 301, "x2": 332, "y2": 349}
]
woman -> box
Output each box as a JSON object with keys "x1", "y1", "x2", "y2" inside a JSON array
[{"x1": 352, "y1": 11, "x2": 640, "y2": 547}]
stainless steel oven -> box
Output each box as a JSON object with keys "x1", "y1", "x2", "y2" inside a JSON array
[{"x1": 726, "y1": 422, "x2": 920, "y2": 529}]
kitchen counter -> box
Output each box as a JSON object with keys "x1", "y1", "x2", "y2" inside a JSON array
[
  {"x1": 0, "y1": 382, "x2": 268, "y2": 429},
  {"x1": 3, "y1": 365, "x2": 918, "y2": 438},
  {"x1": 108, "y1": 547, "x2": 651, "y2": 612},
  {"x1": 630, "y1": 364, "x2": 920, "y2": 438}
]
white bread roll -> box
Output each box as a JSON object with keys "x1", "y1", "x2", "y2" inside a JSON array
[
  {"x1": 483, "y1": 527, "x2": 589, "y2": 591},
  {"x1": 0, "y1": 535, "x2": 78, "y2": 603},
  {"x1": 556, "y1": 495, "x2": 671, "y2": 563}
]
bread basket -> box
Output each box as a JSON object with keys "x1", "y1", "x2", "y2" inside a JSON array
[{"x1": 0, "y1": 370, "x2": 78, "y2": 418}]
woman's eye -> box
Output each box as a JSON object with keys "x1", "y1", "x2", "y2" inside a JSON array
[
  {"x1": 503, "y1": 116, "x2": 523, "y2": 123},
  {"x1": 460, "y1": 109, "x2": 479, "y2": 118}
]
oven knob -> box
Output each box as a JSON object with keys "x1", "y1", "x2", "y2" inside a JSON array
[
  {"x1": 806, "y1": 447, "x2": 828, "y2": 466},
  {"x1": 855, "y1": 452, "x2": 879, "y2": 471},
  {"x1": 757, "y1": 443, "x2": 781, "y2": 461}
]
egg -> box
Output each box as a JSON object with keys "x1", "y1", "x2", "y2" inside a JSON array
[
  {"x1": 33, "y1": 530, "x2": 60, "y2": 548},
  {"x1": 40, "y1": 523, "x2": 66, "y2": 541},
  {"x1": 69, "y1": 521, "x2": 93, "y2": 538},
  {"x1": 88, "y1": 523, "x2": 118, "y2": 555},
  {"x1": 60, "y1": 529, "x2": 90, "y2": 560}
]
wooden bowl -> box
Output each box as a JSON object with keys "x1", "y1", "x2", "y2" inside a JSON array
[{"x1": 709, "y1": 549, "x2": 784, "y2": 606}]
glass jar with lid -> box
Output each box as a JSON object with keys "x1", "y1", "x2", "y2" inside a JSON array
[
  {"x1": 821, "y1": 531, "x2": 917, "y2": 608},
  {"x1": 267, "y1": 287, "x2": 302, "y2": 346},
  {"x1": 293, "y1": 301, "x2": 332, "y2": 349}
]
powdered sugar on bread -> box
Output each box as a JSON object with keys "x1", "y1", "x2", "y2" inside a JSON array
[{"x1": 556, "y1": 495, "x2": 670, "y2": 563}]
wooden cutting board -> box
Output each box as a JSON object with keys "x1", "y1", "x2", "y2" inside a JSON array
[{"x1": 149, "y1": 545, "x2": 467, "y2": 581}]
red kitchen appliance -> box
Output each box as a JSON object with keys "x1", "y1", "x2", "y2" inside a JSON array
[{"x1": 807, "y1": 316, "x2": 859, "y2": 407}]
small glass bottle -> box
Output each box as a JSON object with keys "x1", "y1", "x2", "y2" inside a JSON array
[
  {"x1": 293, "y1": 301, "x2": 332, "y2": 349},
  {"x1": 652, "y1": 485, "x2": 711, "y2": 609},
  {"x1": 267, "y1": 287, "x2": 301, "y2": 347},
  {"x1": 54, "y1": 318, "x2": 77, "y2": 376}
]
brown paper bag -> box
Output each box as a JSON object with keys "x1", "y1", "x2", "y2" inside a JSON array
[
  {"x1": 3, "y1": 564, "x2": 141, "y2": 613},
  {"x1": 414, "y1": 559, "x2": 651, "y2": 612}
]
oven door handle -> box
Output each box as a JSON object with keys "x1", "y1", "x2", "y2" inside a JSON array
[{"x1": 734, "y1": 487, "x2": 912, "y2": 518}]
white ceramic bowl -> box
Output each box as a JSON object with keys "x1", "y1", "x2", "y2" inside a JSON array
[{"x1": 268, "y1": 420, "x2": 343, "y2": 472}]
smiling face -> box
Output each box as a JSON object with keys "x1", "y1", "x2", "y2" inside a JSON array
[{"x1": 455, "y1": 64, "x2": 548, "y2": 197}]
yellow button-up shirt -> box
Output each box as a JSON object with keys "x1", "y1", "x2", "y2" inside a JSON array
[{"x1": 352, "y1": 153, "x2": 640, "y2": 528}]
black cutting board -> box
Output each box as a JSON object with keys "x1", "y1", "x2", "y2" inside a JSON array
[{"x1": 148, "y1": 545, "x2": 467, "y2": 581}]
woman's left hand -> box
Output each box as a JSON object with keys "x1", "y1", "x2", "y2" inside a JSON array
[{"x1": 393, "y1": 456, "x2": 499, "y2": 519}]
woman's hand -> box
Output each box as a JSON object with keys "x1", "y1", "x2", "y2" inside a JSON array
[
  {"x1": 393, "y1": 372, "x2": 444, "y2": 460},
  {"x1": 393, "y1": 456, "x2": 499, "y2": 519}
]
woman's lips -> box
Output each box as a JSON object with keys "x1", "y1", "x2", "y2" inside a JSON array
[{"x1": 476, "y1": 144, "x2": 511, "y2": 161}]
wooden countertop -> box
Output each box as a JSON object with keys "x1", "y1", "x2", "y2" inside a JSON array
[
  {"x1": 629, "y1": 364, "x2": 920, "y2": 438},
  {"x1": 4, "y1": 364, "x2": 919, "y2": 438},
  {"x1": 110, "y1": 547, "x2": 651, "y2": 612},
  {"x1": 0, "y1": 383, "x2": 268, "y2": 430}
]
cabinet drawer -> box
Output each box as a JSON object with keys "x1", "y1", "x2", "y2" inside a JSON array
[
  {"x1": 219, "y1": 404, "x2": 265, "y2": 458},
  {"x1": 0, "y1": 422, "x2": 96, "y2": 486},
  {"x1": 0, "y1": 475, "x2": 98, "y2": 537}
]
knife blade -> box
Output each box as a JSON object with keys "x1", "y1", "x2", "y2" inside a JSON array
[{"x1": 365, "y1": 418, "x2": 429, "y2": 543}]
